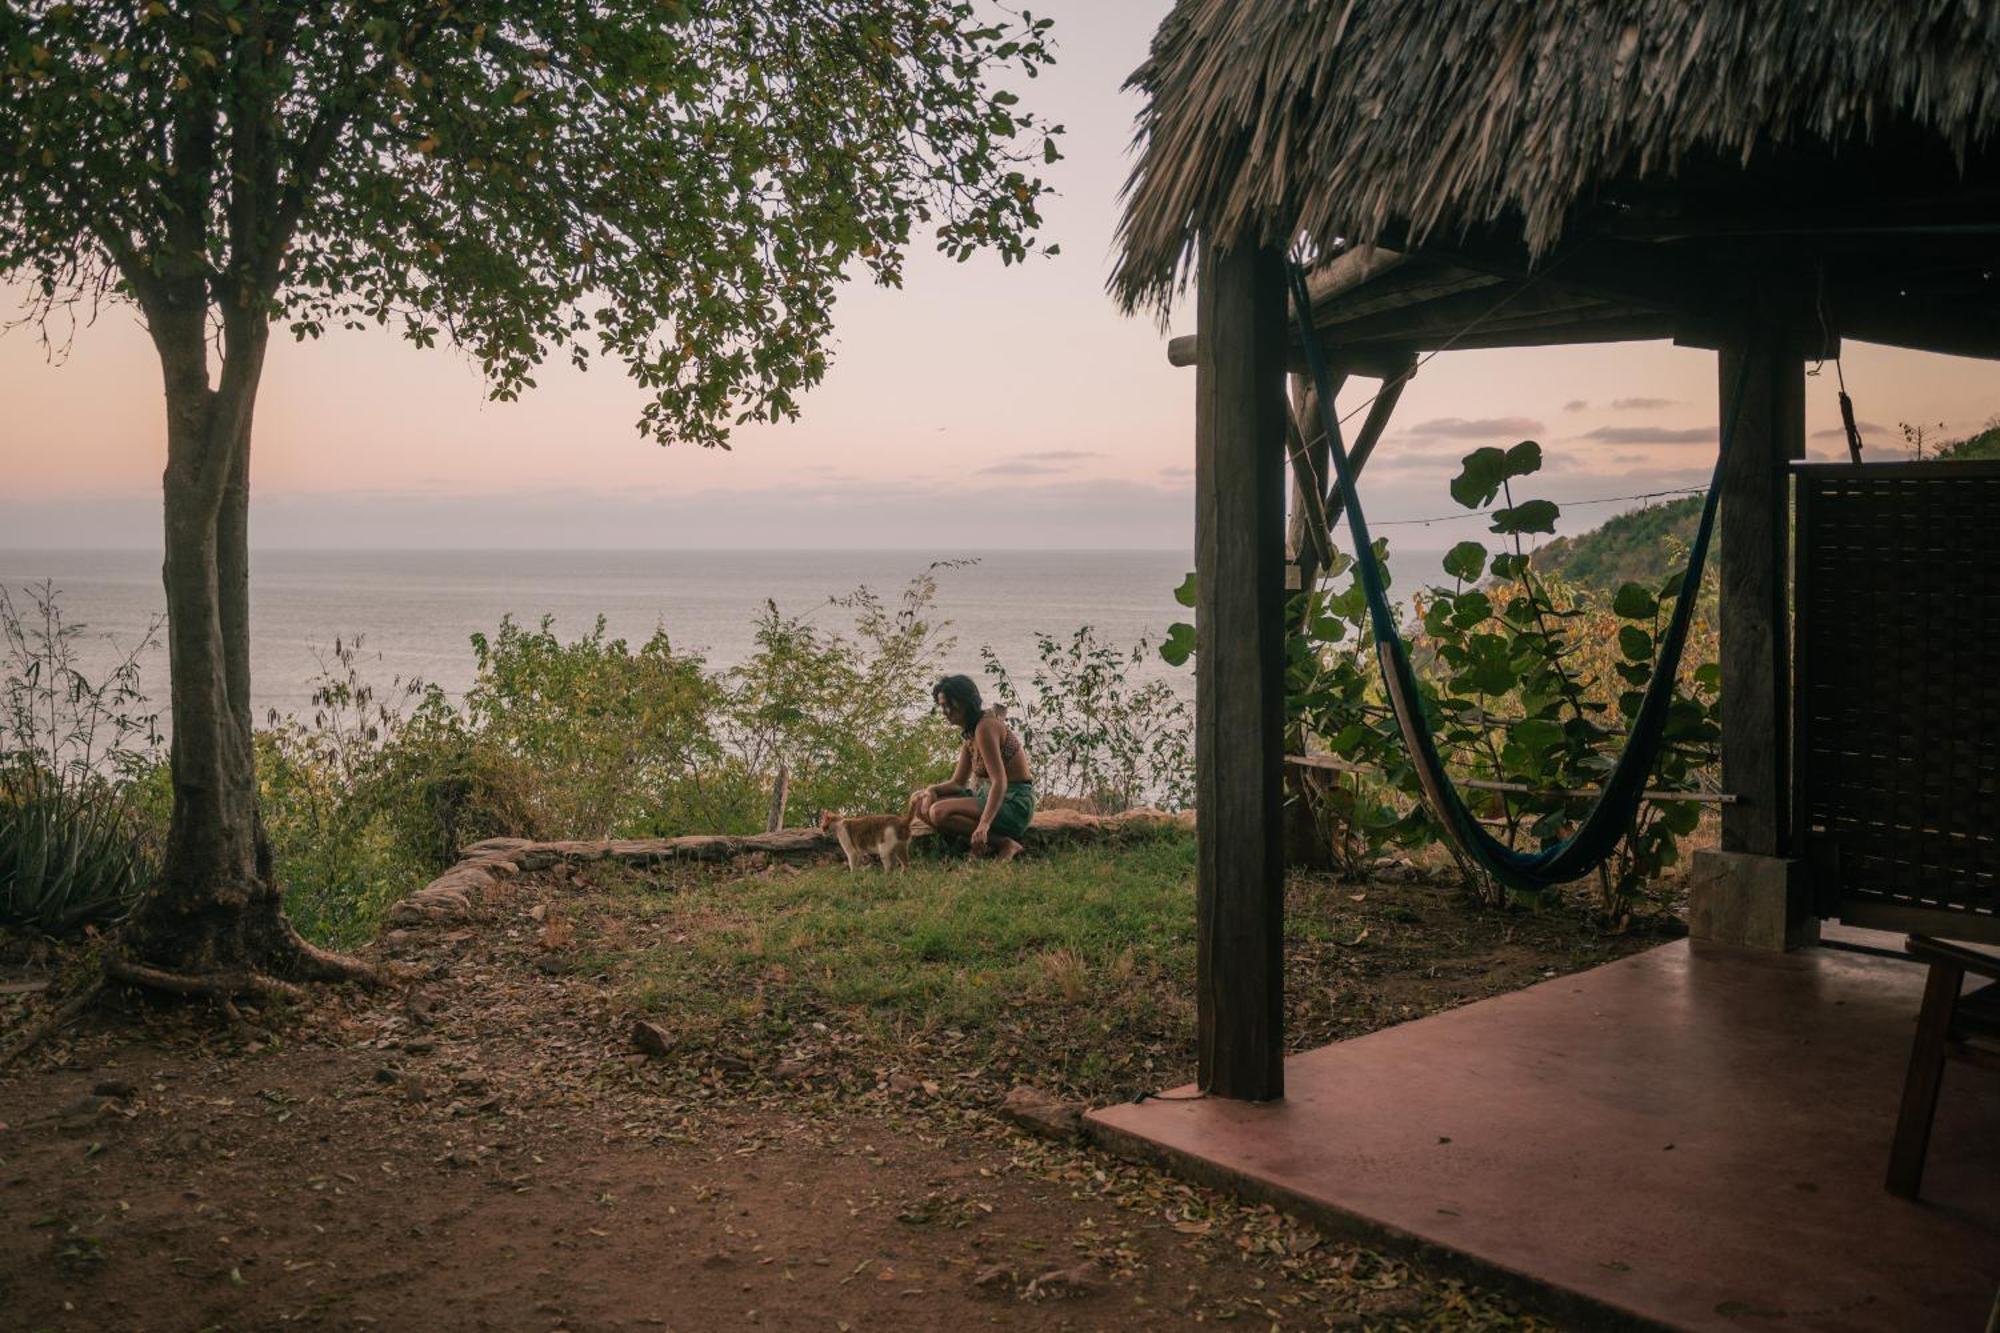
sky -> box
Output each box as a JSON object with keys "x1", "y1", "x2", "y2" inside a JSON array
[{"x1": 3, "y1": 1, "x2": 1995, "y2": 552}]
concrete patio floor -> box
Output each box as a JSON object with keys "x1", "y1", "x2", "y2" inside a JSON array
[{"x1": 1090, "y1": 935, "x2": 1999, "y2": 1331}]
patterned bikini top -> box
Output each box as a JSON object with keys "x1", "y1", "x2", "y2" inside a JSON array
[{"x1": 968, "y1": 710, "x2": 1025, "y2": 781}]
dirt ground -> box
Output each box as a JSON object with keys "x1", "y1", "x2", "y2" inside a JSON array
[{"x1": 0, "y1": 863, "x2": 1677, "y2": 1332}]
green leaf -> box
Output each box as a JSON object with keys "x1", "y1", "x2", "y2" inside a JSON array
[
  {"x1": 1490, "y1": 499, "x2": 1560, "y2": 535},
  {"x1": 1442, "y1": 541, "x2": 1488, "y2": 582},
  {"x1": 1618, "y1": 625, "x2": 1654, "y2": 661},
  {"x1": 1172, "y1": 571, "x2": 1197, "y2": 608},
  {"x1": 1615, "y1": 660, "x2": 1652, "y2": 686},
  {"x1": 1693, "y1": 662, "x2": 1722, "y2": 689},
  {"x1": 1658, "y1": 568, "x2": 1688, "y2": 601},
  {"x1": 1449, "y1": 634, "x2": 1518, "y2": 697},
  {"x1": 1159, "y1": 621, "x2": 1196, "y2": 666},
  {"x1": 1502, "y1": 440, "x2": 1543, "y2": 479},
  {"x1": 1449, "y1": 447, "x2": 1508, "y2": 509},
  {"x1": 1450, "y1": 590, "x2": 1493, "y2": 629},
  {"x1": 1612, "y1": 583, "x2": 1659, "y2": 620},
  {"x1": 1490, "y1": 552, "x2": 1530, "y2": 580},
  {"x1": 1658, "y1": 800, "x2": 1702, "y2": 836}
]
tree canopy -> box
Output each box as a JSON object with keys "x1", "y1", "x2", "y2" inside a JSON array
[{"x1": 2, "y1": 0, "x2": 1060, "y2": 444}]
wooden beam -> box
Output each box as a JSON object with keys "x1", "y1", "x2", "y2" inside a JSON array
[
  {"x1": 1167, "y1": 334, "x2": 1412, "y2": 379},
  {"x1": 1717, "y1": 325, "x2": 1804, "y2": 856},
  {"x1": 1287, "y1": 371, "x2": 1340, "y2": 583},
  {"x1": 1194, "y1": 237, "x2": 1288, "y2": 1102}
]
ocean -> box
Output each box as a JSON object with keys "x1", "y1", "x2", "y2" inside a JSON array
[{"x1": 0, "y1": 547, "x2": 1448, "y2": 723}]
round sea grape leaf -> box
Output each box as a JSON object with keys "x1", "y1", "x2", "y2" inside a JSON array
[
  {"x1": 1489, "y1": 551, "x2": 1529, "y2": 580},
  {"x1": 1442, "y1": 540, "x2": 1489, "y2": 582},
  {"x1": 1618, "y1": 625, "x2": 1654, "y2": 661},
  {"x1": 1309, "y1": 615, "x2": 1347, "y2": 643},
  {"x1": 1172, "y1": 571, "x2": 1198, "y2": 608},
  {"x1": 1693, "y1": 662, "x2": 1722, "y2": 689},
  {"x1": 1612, "y1": 582, "x2": 1660, "y2": 620},
  {"x1": 1658, "y1": 568, "x2": 1688, "y2": 601},
  {"x1": 1616, "y1": 660, "x2": 1652, "y2": 686},
  {"x1": 1159, "y1": 621, "x2": 1196, "y2": 666},
  {"x1": 1659, "y1": 800, "x2": 1702, "y2": 836},
  {"x1": 1449, "y1": 446, "x2": 1509, "y2": 509},
  {"x1": 1502, "y1": 440, "x2": 1543, "y2": 478},
  {"x1": 1451, "y1": 590, "x2": 1493, "y2": 628},
  {"x1": 1490, "y1": 498, "x2": 1561, "y2": 535}
]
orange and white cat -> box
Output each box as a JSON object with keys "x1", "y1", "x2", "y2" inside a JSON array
[{"x1": 818, "y1": 809, "x2": 913, "y2": 872}]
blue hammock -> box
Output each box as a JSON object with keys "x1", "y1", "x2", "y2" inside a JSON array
[{"x1": 1286, "y1": 263, "x2": 1740, "y2": 891}]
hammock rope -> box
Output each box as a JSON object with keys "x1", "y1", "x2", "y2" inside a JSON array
[{"x1": 1285, "y1": 262, "x2": 1748, "y2": 891}]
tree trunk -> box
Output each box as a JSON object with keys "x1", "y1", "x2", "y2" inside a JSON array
[{"x1": 117, "y1": 313, "x2": 369, "y2": 997}]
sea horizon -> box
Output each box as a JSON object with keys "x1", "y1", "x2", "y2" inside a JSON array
[{"x1": 2, "y1": 545, "x2": 1452, "y2": 726}]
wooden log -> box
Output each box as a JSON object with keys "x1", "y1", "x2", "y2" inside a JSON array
[
  {"x1": 1717, "y1": 327, "x2": 1804, "y2": 856},
  {"x1": 1194, "y1": 237, "x2": 1289, "y2": 1101}
]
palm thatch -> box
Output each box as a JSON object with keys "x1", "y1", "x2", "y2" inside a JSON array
[{"x1": 1112, "y1": 0, "x2": 2000, "y2": 314}]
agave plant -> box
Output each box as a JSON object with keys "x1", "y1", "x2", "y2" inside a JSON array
[{"x1": 0, "y1": 583, "x2": 163, "y2": 934}]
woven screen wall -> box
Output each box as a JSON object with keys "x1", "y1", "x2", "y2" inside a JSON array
[{"x1": 1795, "y1": 462, "x2": 2000, "y2": 940}]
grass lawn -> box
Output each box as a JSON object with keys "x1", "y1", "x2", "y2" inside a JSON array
[{"x1": 550, "y1": 826, "x2": 1677, "y2": 1103}]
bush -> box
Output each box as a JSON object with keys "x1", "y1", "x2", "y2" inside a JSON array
[
  {"x1": 1165, "y1": 441, "x2": 1723, "y2": 914},
  {"x1": 0, "y1": 583, "x2": 163, "y2": 934},
  {"x1": 722, "y1": 567, "x2": 960, "y2": 823},
  {"x1": 981, "y1": 626, "x2": 1193, "y2": 812}
]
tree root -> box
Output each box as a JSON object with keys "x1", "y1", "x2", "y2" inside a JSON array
[
  {"x1": 103, "y1": 957, "x2": 309, "y2": 1005},
  {"x1": 0, "y1": 979, "x2": 106, "y2": 1069},
  {"x1": 277, "y1": 921, "x2": 383, "y2": 988}
]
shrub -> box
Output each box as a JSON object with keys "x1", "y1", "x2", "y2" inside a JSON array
[
  {"x1": 981, "y1": 626, "x2": 1193, "y2": 812},
  {"x1": 0, "y1": 583, "x2": 163, "y2": 934},
  {"x1": 722, "y1": 569, "x2": 961, "y2": 824},
  {"x1": 1165, "y1": 441, "x2": 1723, "y2": 913}
]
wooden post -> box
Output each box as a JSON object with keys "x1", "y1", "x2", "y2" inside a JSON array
[
  {"x1": 1717, "y1": 326, "x2": 1804, "y2": 856},
  {"x1": 1194, "y1": 238, "x2": 1289, "y2": 1100}
]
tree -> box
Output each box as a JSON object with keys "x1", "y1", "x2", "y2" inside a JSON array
[{"x1": 1, "y1": 1, "x2": 1058, "y2": 998}]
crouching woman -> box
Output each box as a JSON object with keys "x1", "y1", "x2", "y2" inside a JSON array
[{"x1": 908, "y1": 674, "x2": 1035, "y2": 861}]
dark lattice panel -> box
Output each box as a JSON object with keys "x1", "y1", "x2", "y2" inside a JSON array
[{"x1": 1795, "y1": 462, "x2": 2000, "y2": 938}]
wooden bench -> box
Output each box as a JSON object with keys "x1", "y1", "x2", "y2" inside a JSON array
[{"x1": 1887, "y1": 935, "x2": 2000, "y2": 1199}]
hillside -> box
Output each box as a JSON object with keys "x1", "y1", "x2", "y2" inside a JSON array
[
  {"x1": 1935, "y1": 422, "x2": 2000, "y2": 461},
  {"x1": 1532, "y1": 494, "x2": 1703, "y2": 592}
]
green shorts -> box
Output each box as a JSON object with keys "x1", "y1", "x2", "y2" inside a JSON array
[{"x1": 958, "y1": 780, "x2": 1036, "y2": 843}]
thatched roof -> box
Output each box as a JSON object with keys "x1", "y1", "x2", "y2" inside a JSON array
[{"x1": 1112, "y1": 1, "x2": 2000, "y2": 315}]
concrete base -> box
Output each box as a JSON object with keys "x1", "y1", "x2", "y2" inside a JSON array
[
  {"x1": 1089, "y1": 937, "x2": 2000, "y2": 1331},
  {"x1": 1688, "y1": 849, "x2": 1818, "y2": 951}
]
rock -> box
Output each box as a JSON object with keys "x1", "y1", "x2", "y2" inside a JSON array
[
  {"x1": 998, "y1": 1086, "x2": 1084, "y2": 1143},
  {"x1": 630, "y1": 1020, "x2": 674, "y2": 1058},
  {"x1": 92, "y1": 1079, "x2": 136, "y2": 1101}
]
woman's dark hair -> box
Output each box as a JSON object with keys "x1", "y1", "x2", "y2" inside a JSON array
[{"x1": 932, "y1": 674, "x2": 984, "y2": 737}]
